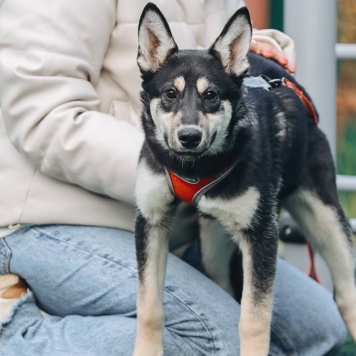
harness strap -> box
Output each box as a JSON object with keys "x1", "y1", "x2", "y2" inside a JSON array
[
  {"x1": 263, "y1": 76, "x2": 319, "y2": 125},
  {"x1": 283, "y1": 79, "x2": 319, "y2": 125},
  {"x1": 244, "y1": 75, "x2": 319, "y2": 126},
  {"x1": 165, "y1": 163, "x2": 237, "y2": 206},
  {"x1": 282, "y1": 78, "x2": 320, "y2": 282}
]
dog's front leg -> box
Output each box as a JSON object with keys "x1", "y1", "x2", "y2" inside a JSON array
[
  {"x1": 198, "y1": 192, "x2": 278, "y2": 355},
  {"x1": 134, "y1": 212, "x2": 170, "y2": 356},
  {"x1": 237, "y1": 225, "x2": 278, "y2": 356},
  {"x1": 133, "y1": 160, "x2": 176, "y2": 356}
]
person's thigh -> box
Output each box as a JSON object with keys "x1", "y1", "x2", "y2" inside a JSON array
[
  {"x1": 270, "y1": 259, "x2": 347, "y2": 355},
  {"x1": 3, "y1": 225, "x2": 139, "y2": 316},
  {"x1": 1, "y1": 225, "x2": 347, "y2": 355},
  {"x1": 1, "y1": 225, "x2": 239, "y2": 354}
]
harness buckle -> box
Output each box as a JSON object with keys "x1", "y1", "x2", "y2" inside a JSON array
[{"x1": 266, "y1": 78, "x2": 284, "y2": 89}]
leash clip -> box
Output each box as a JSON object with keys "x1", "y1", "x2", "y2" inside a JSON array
[
  {"x1": 260, "y1": 74, "x2": 284, "y2": 89},
  {"x1": 266, "y1": 78, "x2": 284, "y2": 89}
]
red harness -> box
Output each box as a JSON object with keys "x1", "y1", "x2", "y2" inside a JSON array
[
  {"x1": 165, "y1": 164, "x2": 236, "y2": 206},
  {"x1": 283, "y1": 78, "x2": 319, "y2": 125},
  {"x1": 164, "y1": 76, "x2": 320, "y2": 281}
]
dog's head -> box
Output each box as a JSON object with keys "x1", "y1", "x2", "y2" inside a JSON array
[{"x1": 137, "y1": 3, "x2": 252, "y2": 161}]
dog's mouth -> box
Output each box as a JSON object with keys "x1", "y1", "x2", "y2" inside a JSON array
[
  {"x1": 171, "y1": 151, "x2": 203, "y2": 161},
  {"x1": 210, "y1": 131, "x2": 217, "y2": 145}
]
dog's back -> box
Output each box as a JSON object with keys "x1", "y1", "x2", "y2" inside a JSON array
[{"x1": 244, "y1": 53, "x2": 318, "y2": 200}]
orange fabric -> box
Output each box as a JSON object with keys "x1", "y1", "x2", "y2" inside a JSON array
[
  {"x1": 167, "y1": 170, "x2": 217, "y2": 205},
  {"x1": 284, "y1": 79, "x2": 319, "y2": 125}
]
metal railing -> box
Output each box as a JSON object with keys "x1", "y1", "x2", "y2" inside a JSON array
[
  {"x1": 337, "y1": 175, "x2": 356, "y2": 192},
  {"x1": 337, "y1": 175, "x2": 356, "y2": 234},
  {"x1": 336, "y1": 43, "x2": 356, "y2": 60}
]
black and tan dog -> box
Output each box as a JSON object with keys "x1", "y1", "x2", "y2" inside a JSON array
[{"x1": 133, "y1": 3, "x2": 356, "y2": 355}]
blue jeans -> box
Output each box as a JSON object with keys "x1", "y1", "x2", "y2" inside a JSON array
[{"x1": 0, "y1": 225, "x2": 346, "y2": 355}]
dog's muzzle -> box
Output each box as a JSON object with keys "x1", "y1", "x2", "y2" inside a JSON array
[{"x1": 177, "y1": 127, "x2": 202, "y2": 149}]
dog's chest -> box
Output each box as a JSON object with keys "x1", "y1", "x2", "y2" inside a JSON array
[
  {"x1": 136, "y1": 161, "x2": 175, "y2": 224},
  {"x1": 197, "y1": 187, "x2": 260, "y2": 233}
]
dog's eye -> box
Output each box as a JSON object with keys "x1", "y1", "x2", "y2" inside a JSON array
[
  {"x1": 165, "y1": 89, "x2": 177, "y2": 100},
  {"x1": 205, "y1": 91, "x2": 217, "y2": 101}
]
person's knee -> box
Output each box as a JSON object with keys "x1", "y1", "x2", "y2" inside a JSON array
[
  {"x1": 324, "y1": 316, "x2": 347, "y2": 355},
  {"x1": 162, "y1": 284, "x2": 240, "y2": 355},
  {"x1": 313, "y1": 289, "x2": 347, "y2": 354}
]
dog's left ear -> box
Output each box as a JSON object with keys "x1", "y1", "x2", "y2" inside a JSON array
[
  {"x1": 209, "y1": 7, "x2": 252, "y2": 76},
  {"x1": 137, "y1": 3, "x2": 178, "y2": 73}
]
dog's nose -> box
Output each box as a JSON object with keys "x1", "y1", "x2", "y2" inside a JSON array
[{"x1": 178, "y1": 127, "x2": 202, "y2": 149}]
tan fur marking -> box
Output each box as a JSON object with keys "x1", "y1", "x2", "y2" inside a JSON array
[
  {"x1": 134, "y1": 228, "x2": 168, "y2": 356},
  {"x1": 238, "y1": 240, "x2": 271, "y2": 355},
  {"x1": 283, "y1": 189, "x2": 356, "y2": 339},
  {"x1": 196, "y1": 77, "x2": 209, "y2": 94},
  {"x1": 174, "y1": 76, "x2": 185, "y2": 92}
]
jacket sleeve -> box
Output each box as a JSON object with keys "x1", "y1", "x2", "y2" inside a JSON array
[
  {"x1": 0, "y1": 0, "x2": 144, "y2": 205},
  {"x1": 252, "y1": 29, "x2": 296, "y2": 66}
]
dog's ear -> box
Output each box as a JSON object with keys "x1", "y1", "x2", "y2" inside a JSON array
[
  {"x1": 209, "y1": 7, "x2": 252, "y2": 76},
  {"x1": 137, "y1": 3, "x2": 178, "y2": 73}
]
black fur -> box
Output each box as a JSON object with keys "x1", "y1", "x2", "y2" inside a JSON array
[{"x1": 135, "y1": 212, "x2": 149, "y2": 283}]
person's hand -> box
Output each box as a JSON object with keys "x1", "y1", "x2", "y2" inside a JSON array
[{"x1": 250, "y1": 39, "x2": 296, "y2": 73}]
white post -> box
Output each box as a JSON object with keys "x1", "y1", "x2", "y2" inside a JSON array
[
  {"x1": 283, "y1": 1, "x2": 337, "y2": 291},
  {"x1": 284, "y1": 0, "x2": 337, "y2": 158}
]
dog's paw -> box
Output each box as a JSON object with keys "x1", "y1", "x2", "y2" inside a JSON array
[
  {"x1": 341, "y1": 306, "x2": 356, "y2": 341},
  {"x1": 240, "y1": 327, "x2": 270, "y2": 356},
  {"x1": 133, "y1": 347, "x2": 163, "y2": 356},
  {"x1": 133, "y1": 341, "x2": 163, "y2": 356},
  {"x1": 336, "y1": 291, "x2": 356, "y2": 341}
]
